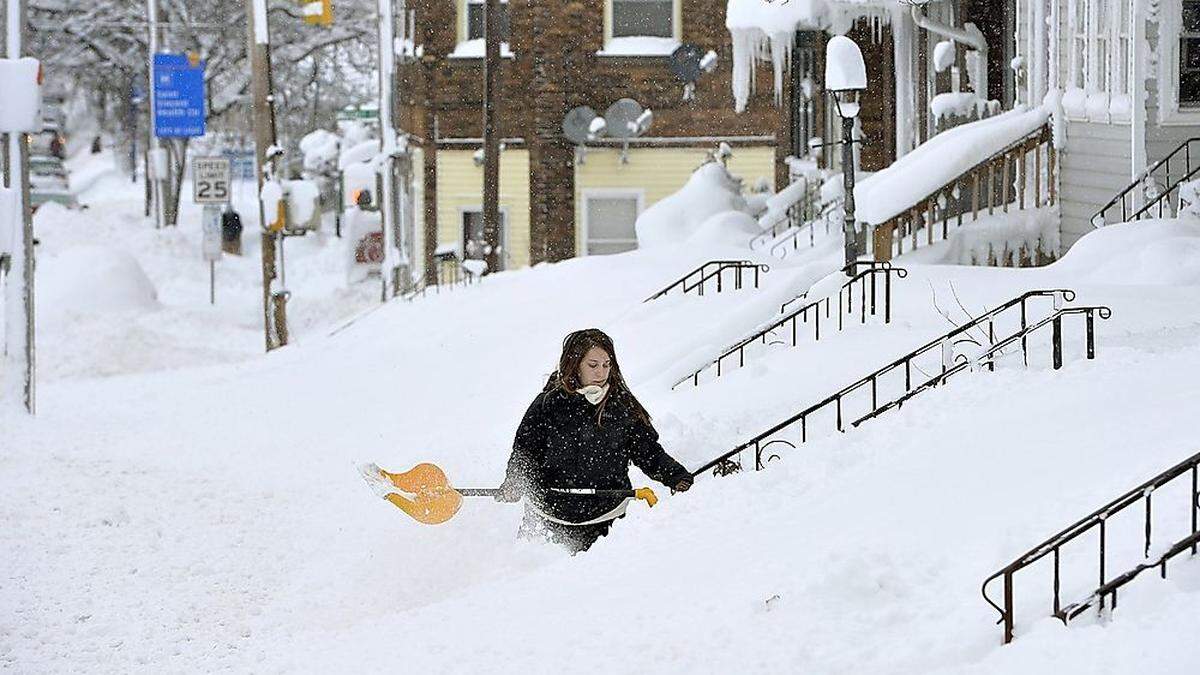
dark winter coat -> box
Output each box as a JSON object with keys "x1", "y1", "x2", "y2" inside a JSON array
[{"x1": 503, "y1": 387, "x2": 691, "y2": 524}]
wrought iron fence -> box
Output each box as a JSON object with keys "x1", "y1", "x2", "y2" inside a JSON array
[
  {"x1": 644, "y1": 260, "x2": 770, "y2": 303},
  {"x1": 982, "y1": 451, "x2": 1200, "y2": 644},
  {"x1": 1092, "y1": 137, "x2": 1200, "y2": 227},
  {"x1": 674, "y1": 262, "x2": 906, "y2": 389},
  {"x1": 691, "y1": 289, "x2": 1107, "y2": 476}
]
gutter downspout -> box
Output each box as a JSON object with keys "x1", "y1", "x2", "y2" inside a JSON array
[{"x1": 911, "y1": 3, "x2": 989, "y2": 101}]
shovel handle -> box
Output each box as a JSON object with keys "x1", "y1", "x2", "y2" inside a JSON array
[
  {"x1": 455, "y1": 487, "x2": 656, "y2": 506},
  {"x1": 457, "y1": 487, "x2": 503, "y2": 497}
]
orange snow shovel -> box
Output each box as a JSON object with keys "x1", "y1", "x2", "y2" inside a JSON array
[{"x1": 361, "y1": 462, "x2": 658, "y2": 525}]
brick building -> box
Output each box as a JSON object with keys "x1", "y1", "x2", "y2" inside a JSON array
[{"x1": 396, "y1": 0, "x2": 1010, "y2": 276}]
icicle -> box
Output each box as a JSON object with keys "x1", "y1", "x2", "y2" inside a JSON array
[
  {"x1": 730, "y1": 28, "x2": 755, "y2": 113},
  {"x1": 769, "y1": 31, "x2": 793, "y2": 107}
]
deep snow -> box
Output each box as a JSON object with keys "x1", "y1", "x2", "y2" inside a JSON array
[{"x1": 2, "y1": 154, "x2": 1199, "y2": 673}]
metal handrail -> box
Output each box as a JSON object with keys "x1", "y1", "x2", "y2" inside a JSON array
[
  {"x1": 982, "y1": 450, "x2": 1200, "y2": 644},
  {"x1": 673, "y1": 262, "x2": 906, "y2": 389},
  {"x1": 750, "y1": 176, "x2": 822, "y2": 249},
  {"x1": 768, "y1": 198, "x2": 843, "y2": 260},
  {"x1": 644, "y1": 260, "x2": 770, "y2": 303},
  {"x1": 864, "y1": 305, "x2": 1111, "y2": 423},
  {"x1": 1092, "y1": 137, "x2": 1200, "y2": 227},
  {"x1": 691, "y1": 289, "x2": 1094, "y2": 476}
]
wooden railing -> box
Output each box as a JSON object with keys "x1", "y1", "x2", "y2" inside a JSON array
[{"x1": 872, "y1": 123, "x2": 1057, "y2": 263}]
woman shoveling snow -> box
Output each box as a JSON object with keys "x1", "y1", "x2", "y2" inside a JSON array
[{"x1": 360, "y1": 328, "x2": 694, "y2": 554}]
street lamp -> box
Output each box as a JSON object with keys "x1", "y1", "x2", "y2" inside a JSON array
[{"x1": 824, "y1": 35, "x2": 867, "y2": 275}]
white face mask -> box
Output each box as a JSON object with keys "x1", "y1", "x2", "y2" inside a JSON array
[{"x1": 577, "y1": 383, "x2": 609, "y2": 405}]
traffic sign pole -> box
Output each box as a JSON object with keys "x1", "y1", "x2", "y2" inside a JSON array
[
  {"x1": 145, "y1": 0, "x2": 164, "y2": 229},
  {"x1": 3, "y1": 0, "x2": 36, "y2": 415}
]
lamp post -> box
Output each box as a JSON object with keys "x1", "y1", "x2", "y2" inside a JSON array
[{"x1": 824, "y1": 35, "x2": 867, "y2": 275}]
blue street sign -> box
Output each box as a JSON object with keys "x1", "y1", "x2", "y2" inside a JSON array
[{"x1": 152, "y1": 53, "x2": 206, "y2": 138}]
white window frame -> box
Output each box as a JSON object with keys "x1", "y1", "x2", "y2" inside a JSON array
[
  {"x1": 1158, "y1": 0, "x2": 1200, "y2": 124},
  {"x1": 1065, "y1": 0, "x2": 1134, "y2": 122},
  {"x1": 452, "y1": 0, "x2": 514, "y2": 59},
  {"x1": 457, "y1": 205, "x2": 510, "y2": 270},
  {"x1": 600, "y1": 0, "x2": 681, "y2": 57},
  {"x1": 580, "y1": 189, "x2": 644, "y2": 256}
]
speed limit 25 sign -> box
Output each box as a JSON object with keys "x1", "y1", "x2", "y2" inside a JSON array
[{"x1": 193, "y1": 157, "x2": 232, "y2": 204}]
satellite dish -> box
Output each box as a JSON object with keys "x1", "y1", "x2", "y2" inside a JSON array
[
  {"x1": 562, "y1": 106, "x2": 599, "y2": 145},
  {"x1": 669, "y1": 43, "x2": 705, "y2": 83},
  {"x1": 604, "y1": 98, "x2": 645, "y2": 139}
]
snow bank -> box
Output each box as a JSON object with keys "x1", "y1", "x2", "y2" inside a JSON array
[
  {"x1": 634, "y1": 162, "x2": 751, "y2": 248},
  {"x1": 855, "y1": 107, "x2": 1049, "y2": 225},
  {"x1": 37, "y1": 246, "x2": 159, "y2": 316},
  {"x1": 1050, "y1": 217, "x2": 1200, "y2": 285}
]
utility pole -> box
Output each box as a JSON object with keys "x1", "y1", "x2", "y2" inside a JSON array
[
  {"x1": 2, "y1": 0, "x2": 35, "y2": 414},
  {"x1": 377, "y1": 0, "x2": 403, "y2": 299},
  {"x1": 482, "y1": 0, "x2": 501, "y2": 274},
  {"x1": 145, "y1": 0, "x2": 166, "y2": 229},
  {"x1": 247, "y1": 0, "x2": 289, "y2": 350}
]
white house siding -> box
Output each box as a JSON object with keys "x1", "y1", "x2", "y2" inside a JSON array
[{"x1": 1059, "y1": 120, "x2": 1133, "y2": 246}]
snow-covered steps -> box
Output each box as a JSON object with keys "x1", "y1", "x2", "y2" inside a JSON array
[
  {"x1": 673, "y1": 262, "x2": 907, "y2": 390},
  {"x1": 982, "y1": 450, "x2": 1200, "y2": 645},
  {"x1": 692, "y1": 288, "x2": 1110, "y2": 476}
]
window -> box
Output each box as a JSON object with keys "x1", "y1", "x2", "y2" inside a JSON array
[
  {"x1": 1182, "y1": 1, "x2": 1200, "y2": 106},
  {"x1": 1114, "y1": 0, "x2": 1131, "y2": 95},
  {"x1": 462, "y1": 209, "x2": 507, "y2": 270},
  {"x1": 466, "y1": 0, "x2": 510, "y2": 42},
  {"x1": 611, "y1": 0, "x2": 673, "y2": 39},
  {"x1": 1094, "y1": 0, "x2": 1109, "y2": 92},
  {"x1": 584, "y1": 194, "x2": 640, "y2": 256},
  {"x1": 1069, "y1": 0, "x2": 1088, "y2": 89}
]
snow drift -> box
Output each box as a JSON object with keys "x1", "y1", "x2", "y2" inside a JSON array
[
  {"x1": 37, "y1": 245, "x2": 159, "y2": 317},
  {"x1": 634, "y1": 161, "x2": 754, "y2": 248}
]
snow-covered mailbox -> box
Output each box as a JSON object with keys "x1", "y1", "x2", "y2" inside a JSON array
[
  {"x1": 0, "y1": 58, "x2": 42, "y2": 134},
  {"x1": 0, "y1": 58, "x2": 41, "y2": 271},
  {"x1": 824, "y1": 36, "x2": 866, "y2": 271},
  {"x1": 285, "y1": 179, "x2": 322, "y2": 232}
]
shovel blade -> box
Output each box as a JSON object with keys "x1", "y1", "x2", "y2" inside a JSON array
[{"x1": 383, "y1": 463, "x2": 464, "y2": 525}]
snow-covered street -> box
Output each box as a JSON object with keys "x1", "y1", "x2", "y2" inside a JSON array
[
  {"x1": 5, "y1": 0, "x2": 1200, "y2": 671},
  {"x1": 4, "y1": 149, "x2": 1200, "y2": 672}
]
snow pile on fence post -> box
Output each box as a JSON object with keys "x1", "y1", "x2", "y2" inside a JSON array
[{"x1": 634, "y1": 161, "x2": 755, "y2": 249}]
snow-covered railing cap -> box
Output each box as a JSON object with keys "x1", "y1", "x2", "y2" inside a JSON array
[{"x1": 824, "y1": 36, "x2": 866, "y2": 92}]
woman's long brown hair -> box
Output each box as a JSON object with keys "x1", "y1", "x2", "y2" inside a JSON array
[{"x1": 544, "y1": 328, "x2": 652, "y2": 426}]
